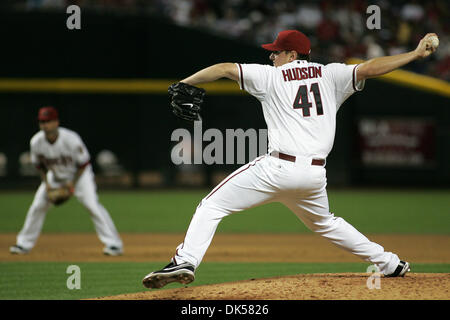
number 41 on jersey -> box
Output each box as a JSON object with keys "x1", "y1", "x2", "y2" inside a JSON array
[{"x1": 293, "y1": 83, "x2": 323, "y2": 117}]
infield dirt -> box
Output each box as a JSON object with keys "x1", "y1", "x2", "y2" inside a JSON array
[{"x1": 1, "y1": 233, "x2": 449, "y2": 299}]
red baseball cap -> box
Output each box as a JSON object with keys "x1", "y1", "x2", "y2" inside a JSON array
[
  {"x1": 38, "y1": 106, "x2": 59, "y2": 121},
  {"x1": 262, "y1": 30, "x2": 311, "y2": 55}
]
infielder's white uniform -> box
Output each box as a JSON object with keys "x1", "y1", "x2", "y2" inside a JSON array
[
  {"x1": 173, "y1": 60, "x2": 400, "y2": 275},
  {"x1": 16, "y1": 127, "x2": 123, "y2": 251}
]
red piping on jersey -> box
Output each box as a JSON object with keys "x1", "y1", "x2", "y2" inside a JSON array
[
  {"x1": 78, "y1": 161, "x2": 90, "y2": 169},
  {"x1": 205, "y1": 156, "x2": 264, "y2": 200},
  {"x1": 238, "y1": 63, "x2": 244, "y2": 90},
  {"x1": 352, "y1": 64, "x2": 359, "y2": 91},
  {"x1": 173, "y1": 249, "x2": 179, "y2": 265}
]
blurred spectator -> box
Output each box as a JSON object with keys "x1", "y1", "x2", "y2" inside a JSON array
[
  {"x1": 27, "y1": 0, "x2": 66, "y2": 9},
  {"x1": 317, "y1": 13, "x2": 340, "y2": 44},
  {"x1": 168, "y1": 0, "x2": 193, "y2": 26},
  {"x1": 400, "y1": 1, "x2": 425, "y2": 21},
  {"x1": 364, "y1": 35, "x2": 385, "y2": 59},
  {"x1": 296, "y1": 2, "x2": 323, "y2": 32},
  {"x1": 4, "y1": 0, "x2": 449, "y2": 80}
]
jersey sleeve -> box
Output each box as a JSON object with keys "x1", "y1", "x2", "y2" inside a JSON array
[
  {"x1": 236, "y1": 63, "x2": 271, "y2": 101},
  {"x1": 70, "y1": 133, "x2": 91, "y2": 168},
  {"x1": 325, "y1": 63, "x2": 365, "y2": 107}
]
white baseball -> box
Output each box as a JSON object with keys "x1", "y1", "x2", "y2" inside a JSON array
[{"x1": 428, "y1": 35, "x2": 439, "y2": 49}]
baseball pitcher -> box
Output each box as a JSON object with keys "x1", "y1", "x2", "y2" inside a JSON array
[
  {"x1": 143, "y1": 30, "x2": 438, "y2": 288},
  {"x1": 10, "y1": 106, "x2": 123, "y2": 256}
]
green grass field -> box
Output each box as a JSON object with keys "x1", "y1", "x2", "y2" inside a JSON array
[
  {"x1": 0, "y1": 189, "x2": 449, "y2": 300},
  {"x1": 1, "y1": 189, "x2": 449, "y2": 233}
]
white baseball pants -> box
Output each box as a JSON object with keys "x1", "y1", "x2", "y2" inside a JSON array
[
  {"x1": 16, "y1": 165, "x2": 123, "y2": 251},
  {"x1": 174, "y1": 154, "x2": 400, "y2": 275}
]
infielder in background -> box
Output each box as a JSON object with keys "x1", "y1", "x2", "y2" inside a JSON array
[
  {"x1": 143, "y1": 30, "x2": 438, "y2": 288},
  {"x1": 10, "y1": 106, "x2": 123, "y2": 256}
]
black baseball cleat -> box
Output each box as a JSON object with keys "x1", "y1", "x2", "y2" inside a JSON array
[
  {"x1": 9, "y1": 245, "x2": 30, "y2": 255},
  {"x1": 103, "y1": 246, "x2": 123, "y2": 256},
  {"x1": 385, "y1": 260, "x2": 410, "y2": 277},
  {"x1": 142, "y1": 261, "x2": 195, "y2": 289}
]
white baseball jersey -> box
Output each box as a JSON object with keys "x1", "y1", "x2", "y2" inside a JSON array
[
  {"x1": 30, "y1": 127, "x2": 90, "y2": 182},
  {"x1": 236, "y1": 61, "x2": 365, "y2": 158}
]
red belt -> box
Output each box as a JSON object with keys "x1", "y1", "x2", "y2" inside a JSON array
[{"x1": 270, "y1": 151, "x2": 325, "y2": 166}]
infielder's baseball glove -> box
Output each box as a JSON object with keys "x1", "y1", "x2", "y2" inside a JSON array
[
  {"x1": 47, "y1": 187, "x2": 72, "y2": 206},
  {"x1": 168, "y1": 82, "x2": 205, "y2": 121}
]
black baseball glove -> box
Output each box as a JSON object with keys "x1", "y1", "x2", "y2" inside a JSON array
[{"x1": 168, "y1": 82, "x2": 206, "y2": 122}]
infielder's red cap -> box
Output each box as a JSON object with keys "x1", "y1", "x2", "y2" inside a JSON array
[
  {"x1": 262, "y1": 30, "x2": 311, "y2": 55},
  {"x1": 38, "y1": 106, "x2": 59, "y2": 121}
]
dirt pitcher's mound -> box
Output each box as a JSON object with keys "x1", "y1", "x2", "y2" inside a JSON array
[{"x1": 94, "y1": 273, "x2": 450, "y2": 300}]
